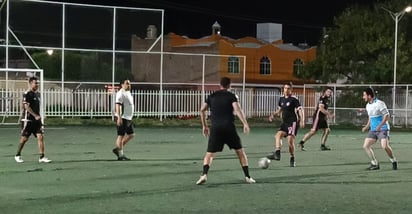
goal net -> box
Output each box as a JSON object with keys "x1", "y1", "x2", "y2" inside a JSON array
[{"x1": 0, "y1": 68, "x2": 44, "y2": 125}]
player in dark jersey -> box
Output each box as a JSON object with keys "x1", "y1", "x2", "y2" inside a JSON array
[
  {"x1": 299, "y1": 88, "x2": 334, "y2": 151},
  {"x1": 14, "y1": 77, "x2": 51, "y2": 163},
  {"x1": 196, "y1": 77, "x2": 255, "y2": 185},
  {"x1": 267, "y1": 83, "x2": 304, "y2": 167}
]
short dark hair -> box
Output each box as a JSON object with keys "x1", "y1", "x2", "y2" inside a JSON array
[
  {"x1": 284, "y1": 82, "x2": 292, "y2": 89},
  {"x1": 220, "y1": 77, "x2": 231, "y2": 89},
  {"x1": 324, "y1": 87, "x2": 333, "y2": 93},
  {"x1": 28, "y1": 76, "x2": 38, "y2": 83},
  {"x1": 119, "y1": 79, "x2": 129, "y2": 85},
  {"x1": 364, "y1": 87, "x2": 375, "y2": 98}
]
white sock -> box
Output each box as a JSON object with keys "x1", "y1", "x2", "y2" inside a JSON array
[
  {"x1": 119, "y1": 150, "x2": 124, "y2": 156},
  {"x1": 390, "y1": 158, "x2": 397, "y2": 162},
  {"x1": 371, "y1": 160, "x2": 378, "y2": 165}
]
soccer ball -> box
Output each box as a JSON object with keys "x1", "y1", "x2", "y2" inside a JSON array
[{"x1": 258, "y1": 157, "x2": 271, "y2": 169}]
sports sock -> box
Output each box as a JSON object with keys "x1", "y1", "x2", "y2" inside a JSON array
[
  {"x1": 40, "y1": 154, "x2": 44, "y2": 159},
  {"x1": 119, "y1": 150, "x2": 124, "y2": 156},
  {"x1": 371, "y1": 160, "x2": 378, "y2": 165},
  {"x1": 299, "y1": 140, "x2": 304, "y2": 145},
  {"x1": 16, "y1": 152, "x2": 21, "y2": 156},
  {"x1": 202, "y1": 165, "x2": 210, "y2": 175},
  {"x1": 390, "y1": 158, "x2": 397, "y2": 162},
  {"x1": 242, "y1": 166, "x2": 250, "y2": 178}
]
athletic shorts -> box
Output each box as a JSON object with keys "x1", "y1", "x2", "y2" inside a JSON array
[
  {"x1": 21, "y1": 120, "x2": 43, "y2": 138},
  {"x1": 278, "y1": 121, "x2": 299, "y2": 137},
  {"x1": 367, "y1": 130, "x2": 389, "y2": 140},
  {"x1": 207, "y1": 123, "x2": 242, "y2": 152},
  {"x1": 311, "y1": 116, "x2": 329, "y2": 130},
  {"x1": 117, "y1": 118, "x2": 134, "y2": 136}
]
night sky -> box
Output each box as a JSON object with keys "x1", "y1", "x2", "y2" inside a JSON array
[
  {"x1": 74, "y1": 0, "x2": 381, "y2": 45},
  {"x1": 3, "y1": 0, "x2": 381, "y2": 48}
]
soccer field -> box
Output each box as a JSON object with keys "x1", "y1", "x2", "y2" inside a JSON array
[{"x1": 1, "y1": 126, "x2": 411, "y2": 214}]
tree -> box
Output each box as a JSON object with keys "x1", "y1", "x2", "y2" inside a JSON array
[{"x1": 297, "y1": 0, "x2": 412, "y2": 84}]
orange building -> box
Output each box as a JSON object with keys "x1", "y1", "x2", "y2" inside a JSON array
[{"x1": 131, "y1": 22, "x2": 317, "y2": 86}]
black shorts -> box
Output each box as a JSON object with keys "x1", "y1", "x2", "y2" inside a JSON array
[
  {"x1": 279, "y1": 121, "x2": 299, "y2": 137},
  {"x1": 21, "y1": 120, "x2": 43, "y2": 138},
  {"x1": 207, "y1": 123, "x2": 242, "y2": 153},
  {"x1": 311, "y1": 116, "x2": 329, "y2": 130},
  {"x1": 117, "y1": 118, "x2": 134, "y2": 136}
]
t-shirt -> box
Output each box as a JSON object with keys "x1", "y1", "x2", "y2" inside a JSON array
[
  {"x1": 278, "y1": 95, "x2": 302, "y2": 123},
  {"x1": 206, "y1": 90, "x2": 237, "y2": 125},
  {"x1": 115, "y1": 88, "x2": 134, "y2": 120},
  {"x1": 22, "y1": 90, "x2": 40, "y2": 121},
  {"x1": 314, "y1": 95, "x2": 331, "y2": 119},
  {"x1": 366, "y1": 98, "x2": 390, "y2": 131}
]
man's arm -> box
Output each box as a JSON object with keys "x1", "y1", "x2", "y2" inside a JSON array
[
  {"x1": 24, "y1": 103, "x2": 40, "y2": 120},
  {"x1": 376, "y1": 113, "x2": 390, "y2": 131},
  {"x1": 297, "y1": 107, "x2": 305, "y2": 128},
  {"x1": 362, "y1": 118, "x2": 371, "y2": 132},
  {"x1": 269, "y1": 107, "x2": 282, "y2": 122},
  {"x1": 200, "y1": 102, "x2": 209, "y2": 136},
  {"x1": 116, "y1": 103, "x2": 122, "y2": 126},
  {"x1": 233, "y1": 102, "x2": 250, "y2": 134}
]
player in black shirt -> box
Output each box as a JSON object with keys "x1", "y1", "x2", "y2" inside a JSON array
[
  {"x1": 267, "y1": 83, "x2": 305, "y2": 167},
  {"x1": 299, "y1": 88, "x2": 334, "y2": 151},
  {"x1": 14, "y1": 77, "x2": 51, "y2": 163},
  {"x1": 196, "y1": 77, "x2": 255, "y2": 185}
]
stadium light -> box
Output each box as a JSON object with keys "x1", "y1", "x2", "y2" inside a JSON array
[{"x1": 381, "y1": 5, "x2": 412, "y2": 125}]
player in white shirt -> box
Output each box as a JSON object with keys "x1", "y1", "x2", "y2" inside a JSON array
[
  {"x1": 112, "y1": 79, "x2": 135, "y2": 161},
  {"x1": 361, "y1": 88, "x2": 397, "y2": 170}
]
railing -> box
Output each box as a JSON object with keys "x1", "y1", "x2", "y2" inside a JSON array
[{"x1": 1, "y1": 87, "x2": 411, "y2": 127}]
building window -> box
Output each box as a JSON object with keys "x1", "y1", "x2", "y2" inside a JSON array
[
  {"x1": 293, "y1": 58, "x2": 304, "y2": 76},
  {"x1": 260, "y1": 56, "x2": 271, "y2": 75},
  {"x1": 228, "y1": 56, "x2": 239, "y2": 74}
]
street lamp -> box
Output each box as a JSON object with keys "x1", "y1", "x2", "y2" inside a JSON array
[{"x1": 382, "y1": 5, "x2": 412, "y2": 125}]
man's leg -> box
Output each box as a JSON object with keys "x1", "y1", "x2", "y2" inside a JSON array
[
  {"x1": 363, "y1": 138, "x2": 379, "y2": 170},
  {"x1": 380, "y1": 139, "x2": 397, "y2": 170},
  {"x1": 299, "y1": 129, "x2": 316, "y2": 151},
  {"x1": 196, "y1": 152, "x2": 215, "y2": 185},
  {"x1": 320, "y1": 128, "x2": 331, "y2": 150},
  {"x1": 288, "y1": 136, "x2": 296, "y2": 167},
  {"x1": 15, "y1": 136, "x2": 28, "y2": 163}
]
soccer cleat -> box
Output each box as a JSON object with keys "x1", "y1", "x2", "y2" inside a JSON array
[
  {"x1": 267, "y1": 150, "x2": 281, "y2": 160},
  {"x1": 245, "y1": 177, "x2": 256, "y2": 184},
  {"x1": 14, "y1": 155, "x2": 24, "y2": 163},
  {"x1": 196, "y1": 174, "x2": 207, "y2": 185},
  {"x1": 320, "y1": 144, "x2": 331, "y2": 151},
  {"x1": 39, "y1": 157, "x2": 52, "y2": 163},
  {"x1": 367, "y1": 164, "x2": 380, "y2": 170},
  {"x1": 290, "y1": 157, "x2": 296, "y2": 167},
  {"x1": 392, "y1": 161, "x2": 398, "y2": 170},
  {"x1": 118, "y1": 156, "x2": 131, "y2": 161},
  {"x1": 298, "y1": 141, "x2": 306, "y2": 151},
  {"x1": 112, "y1": 148, "x2": 120, "y2": 158}
]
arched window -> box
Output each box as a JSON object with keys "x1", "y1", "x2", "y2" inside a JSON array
[
  {"x1": 228, "y1": 56, "x2": 239, "y2": 74},
  {"x1": 293, "y1": 58, "x2": 304, "y2": 77},
  {"x1": 260, "y1": 56, "x2": 271, "y2": 75}
]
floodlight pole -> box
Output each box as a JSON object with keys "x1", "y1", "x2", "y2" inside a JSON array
[{"x1": 382, "y1": 6, "x2": 412, "y2": 125}]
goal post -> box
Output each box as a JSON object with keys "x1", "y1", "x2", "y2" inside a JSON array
[{"x1": 0, "y1": 68, "x2": 44, "y2": 125}]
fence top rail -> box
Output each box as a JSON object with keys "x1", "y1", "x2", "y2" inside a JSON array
[{"x1": 304, "y1": 84, "x2": 412, "y2": 87}]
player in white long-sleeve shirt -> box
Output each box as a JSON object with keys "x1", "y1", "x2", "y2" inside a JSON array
[{"x1": 361, "y1": 87, "x2": 397, "y2": 170}]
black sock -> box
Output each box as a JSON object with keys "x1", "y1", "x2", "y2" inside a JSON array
[
  {"x1": 202, "y1": 165, "x2": 210, "y2": 175},
  {"x1": 300, "y1": 140, "x2": 304, "y2": 145},
  {"x1": 40, "y1": 154, "x2": 44, "y2": 159},
  {"x1": 16, "y1": 152, "x2": 21, "y2": 156},
  {"x1": 242, "y1": 166, "x2": 250, "y2": 178}
]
